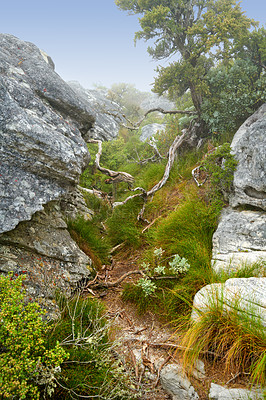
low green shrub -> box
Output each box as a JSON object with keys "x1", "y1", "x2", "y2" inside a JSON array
[
  {"x1": 202, "y1": 143, "x2": 238, "y2": 202},
  {"x1": 0, "y1": 274, "x2": 67, "y2": 399}
]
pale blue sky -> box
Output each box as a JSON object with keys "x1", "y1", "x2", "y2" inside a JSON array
[{"x1": 1, "y1": 0, "x2": 265, "y2": 92}]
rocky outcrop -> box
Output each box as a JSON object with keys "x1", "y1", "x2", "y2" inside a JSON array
[
  {"x1": 140, "y1": 123, "x2": 166, "y2": 142},
  {"x1": 212, "y1": 209, "x2": 266, "y2": 271},
  {"x1": 68, "y1": 81, "x2": 124, "y2": 141},
  {"x1": 0, "y1": 34, "x2": 96, "y2": 303},
  {"x1": 229, "y1": 104, "x2": 266, "y2": 211},
  {"x1": 212, "y1": 104, "x2": 266, "y2": 271},
  {"x1": 0, "y1": 201, "x2": 91, "y2": 316},
  {"x1": 0, "y1": 33, "x2": 95, "y2": 233},
  {"x1": 159, "y1": 363, "x2": 199, "y2": 400},
  {"x1": 209, "y1": 383, "x2": 264, "y2": 400},
  {"x1": 192, "y1": 277, "x2": 266, "y2": 327}
]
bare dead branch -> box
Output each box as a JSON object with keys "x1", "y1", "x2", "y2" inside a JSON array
[
  {"x1": 121, "y1": 107, "x2": 198, "y2": 130},
  {"x1": 88, "y1": 139, "x2": 134, "y2": 185},
  {"x1": 141, "y1": 216, "x2": 162, "y2": 233},
  {"x1": 110, "y1": 243, "x2": 125, "y2": 254},
  {"x1": 78, "y1": 185, "x2": 107, "y2": 199},
  {"x1": 113, "y1": 129, "x2": 191, "y2": 221},
  {"x1": 87, "y1": 127, "x2": 192, "y2": 222},
  {"x1": 147, "y1": 130, "x2": 187, "y2": 196},
  {"x1": 124, "y1": 338, "x2": 217, "y2": 357},
  {"x1": 84, "y1": 270, "x2": 145, "y2": 290}
]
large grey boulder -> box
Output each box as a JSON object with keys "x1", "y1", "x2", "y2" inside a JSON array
[
  {"x1": 0, "y1": 200, "x2": 91, "y2": 315},
  {"x1": 0, "y1": 33, "x2": 95, "y2": 234},
  {"x1": 140, "y1": 123, "x2": 166, "y2": 142},
  {"x1": 209, "y1": 383, "x2": 264, "y2": 400},
  {"x1": 68, "y1": 81, "x2": 124, "y2": 141},
  {"x1": 0, "y1": 34, "x2": 95, "y2": 303},
  {"x1": 192, "y1": 277, "x2": 266, "y2": 327},
  {"x1": 212, "y1": 105, "x2": 266, "y2": 271},
  {"x1": 229, "y1": 104, "x2": 266, "y2": 211},
  {"x1": 212, "y1": 209, "x2": 266, "y2": 271}
]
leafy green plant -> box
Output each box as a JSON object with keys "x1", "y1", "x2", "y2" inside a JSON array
[
  {"x1": 0, "y1": 274, "x2": 67, "y2": 399},
  {"x1": 136, "y1": 248, "x2": 191, "y2": 297},
  {"x1": 137, "y1": 277, "x2": 157, "y2": 297},
  {"x1": 202, "y1": 143, "x2": 238, "y2": 202}
]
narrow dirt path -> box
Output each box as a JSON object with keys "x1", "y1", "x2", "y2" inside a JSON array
[
  {"x1": 87, "y1": 249, "x2": 182, "y2": 399},
  {"x1": 84, "y1": 249, "x2": 252, "y2": 399}
]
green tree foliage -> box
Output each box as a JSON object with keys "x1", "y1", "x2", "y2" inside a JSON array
[
  {"x1": 201, "y1": 58, "x2": 266, "y2": 133},
  {"x1": 116, "y1": 0, "x2": 255, "y2": 113},
  {"x1": 107, "y1": 82, "x2": 150, "y2": 120},
  {"x1": 201, "y1": 26, "x2": 266, "y2": 133}
]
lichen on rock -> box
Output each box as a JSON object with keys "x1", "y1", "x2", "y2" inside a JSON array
[{"x1": 0, "y1": 34, "x2": 96, "y2": 304}]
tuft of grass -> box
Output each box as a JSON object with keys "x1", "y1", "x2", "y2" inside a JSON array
[
  {"x1": 68, "y1": 216, "x2": 110, "y2": 268},
  {"x1": 121, "y1": 283, "x2": 154, "y2": 314},
  {"x1": 47, "y1": 294, "x2": 135, "y2": 399},
  {"x1": 148, "y1": 190, "x2": 221, "y2": 316},
  {"x1": 180, "y1": 288, "x2": 266, "y2": 387},
  {"x1": 106, "y1": 197, "x2": 144, "y2": 248},
  {"x1": 83, "y1": 192, "x2": 111, "y2": 223},
  {"x1": 212, "y1": 260, "x2": 266, "y2": 283},
  {"x1": 122, "y1": 189, "x2": 223, "y2": 320}
]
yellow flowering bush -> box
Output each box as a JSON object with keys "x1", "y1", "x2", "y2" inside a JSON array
[{"x1": 0, "y1": 274, "x2": 67, "y2": 399}]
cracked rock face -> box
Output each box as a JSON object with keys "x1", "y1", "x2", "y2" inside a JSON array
[
  {"x1": 0, "y1": 201, "x2": 91, "y2": 315},
  {"x1": 140, "y1": 123, "x2": 166, "y2": 142},
  {"x1": 230, "y1": 103, "x2": 266, "y2": 211},
  {"x1": 212, "y1": 209, "x2": 266, "y2": 271},
  {"x1": 0, "y1": 34, "x2": 95, "y2": 303},
  {"x1": 68, "y1": 81, "x2": 124, "y2": 141},
  {"x1": 0, "y1": 33, "x2": 95, "y2": 234},
  {"x1": 212, "y1": 104, "x2": 266, "y2": 271}
]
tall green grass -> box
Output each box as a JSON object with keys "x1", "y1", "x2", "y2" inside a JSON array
[
  {"x1": 47, "y1": 294, "x2": 135, "y2": 399},
  {"x1": 106, "y1": 197, "x2": 144, "y2": 248},
  {"x1": 68, "y1": 217, "x2": 110, "y2": 268},
  {"x1": 180, "y1": 288, "x2": 266, "y2": 387},
  {"x1": 122, "y1": 189, "x2": 222, "y2": 320}
]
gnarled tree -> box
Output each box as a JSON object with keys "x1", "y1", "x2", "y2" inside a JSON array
[{"x1": 116, "y1": 0, "x2": 255, "y2": 116}]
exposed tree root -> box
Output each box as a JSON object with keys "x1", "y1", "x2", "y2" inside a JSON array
[
  {"x1": 87, "y1": 126, "x2": 194, "y2": 221},
  {"x1": 84, "y1": 270, "x2": 145, "y2": 290}
]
